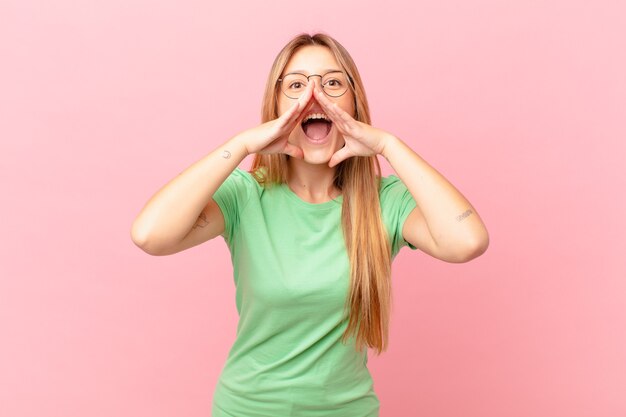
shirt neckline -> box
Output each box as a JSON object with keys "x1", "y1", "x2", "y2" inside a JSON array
[{"x1": 278, "y1": 182, "x2": 343, "y2": 210}]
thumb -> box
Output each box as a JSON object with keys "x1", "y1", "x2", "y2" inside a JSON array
[
  {"x1": 283, "y1": 142, "x2": 304, "y2": 159},
  {"x1": 328, "y1": 146, "x2": 353, "y2": 168}
]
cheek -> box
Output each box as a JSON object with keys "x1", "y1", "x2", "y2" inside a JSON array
[
  {"x1": 338, "y1": 94, "x2": 356, "y2": 118},
  {"x1": 276, "y1": 100, "x2": 287, "y2": 117},
  {"x1": 276, "y1": 90, "x2": 292, "y2": 117}
]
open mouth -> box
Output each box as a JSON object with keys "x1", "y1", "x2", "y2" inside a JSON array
[{"x1": 301, "y1": 113, "x2": 332, "y2": 141}]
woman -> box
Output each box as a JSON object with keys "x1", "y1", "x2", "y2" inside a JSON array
[{"x1": 131, "y1": 33, "x2": 489, "y2": 417}]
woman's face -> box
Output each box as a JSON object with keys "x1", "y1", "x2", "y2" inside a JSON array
[{"x1": 277, "y1": 45, "x2": 355, "y2": 166}]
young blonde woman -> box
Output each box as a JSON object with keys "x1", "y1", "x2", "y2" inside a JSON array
[{"x1": 131, "y1": 33, "x2": 489, "y2": 417}]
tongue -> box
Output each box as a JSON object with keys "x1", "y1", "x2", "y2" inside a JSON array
[{"x1": 303, "y1": 120, "x2": 331, "y2": 140}]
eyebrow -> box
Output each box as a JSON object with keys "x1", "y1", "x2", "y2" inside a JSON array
[{"x1": 284, "y1": 69, "x2": 343, "y2": 75}]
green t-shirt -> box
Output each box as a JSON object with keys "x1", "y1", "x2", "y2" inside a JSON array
[{"x1": 211, "y1": 168, "x2": 417, "y2": 417}]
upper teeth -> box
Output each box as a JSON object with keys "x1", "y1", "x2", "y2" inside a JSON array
[{"x1": 303, "y1": 113, "x2": 329, "y2": 123}]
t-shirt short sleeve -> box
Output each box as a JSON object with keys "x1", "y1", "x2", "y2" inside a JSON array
[
  {"x1": 212, "y1": 168, "x2": 261, "y2": 245},
  {"x1": 379, "y1": 175, "x2": 418, "y2": 257}
]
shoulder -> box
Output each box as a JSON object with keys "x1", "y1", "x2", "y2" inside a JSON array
[
  {"x1": 378, "y1": 174, "x2": 417, "y2": 222},
  {"x1": 380, "y1": 174, "x2": 403, "y2": 188},
  {"x1": 221, "y1": 167, "x2": 264, "y2": 193},
  {"x1": 214, "y1": 167, "x2": 265, "y2": 212},
  {"x1": 229, "y1": 167, "x2": 259, "y2": 184},
  {"x1": 379, "y1": 174, "x2": 409, "y2": 201},
  {"x1": 378, "y1": 174, "x2": 419, "y2": 255}
]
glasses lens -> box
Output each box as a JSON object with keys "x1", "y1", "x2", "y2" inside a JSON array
[
  {"x1": 281, "y1": 74, "x2": 308, "y2": 99},
  {"x1": 322, "y1": 71, "x2": 349, "y2": 97}
]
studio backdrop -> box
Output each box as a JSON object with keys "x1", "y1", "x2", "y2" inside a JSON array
[{"x1": 1, "y1": 1, "x2": 624, "y2": 416}]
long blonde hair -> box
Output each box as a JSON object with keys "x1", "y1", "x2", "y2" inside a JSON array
[{"x1": 251, "y1": 33, "x2": 392, "y2": 355}]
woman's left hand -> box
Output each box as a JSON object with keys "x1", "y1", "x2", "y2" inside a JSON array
[{"x1": 314, "y1": 86, "x2": 392, "y2": 168}]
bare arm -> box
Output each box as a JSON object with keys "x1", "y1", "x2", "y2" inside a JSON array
[
  {"x1": 130, "y1": 82, "x2": 315, "y2": 256},
  {"x1": 130, "y1": 136, "x2": 248, "y2": 255},
  {"x1": 382, "y1": 135, "x2": 489, "y2": 263},
  {"x1": 314, "y1": 85, "x2": 489, "y2": 263}
]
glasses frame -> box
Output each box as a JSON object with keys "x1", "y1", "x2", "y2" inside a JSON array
[{"x1": 277, "y1": 70, "x2": 352, "y2": 99}]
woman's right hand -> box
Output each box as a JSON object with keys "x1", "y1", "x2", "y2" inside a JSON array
[{"x1": 237, "y1": 80, "x2": 315, "y2": 159}]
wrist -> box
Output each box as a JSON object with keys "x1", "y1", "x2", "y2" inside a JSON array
[
  {"x1": 230, "y1": 132, "x2": 251, "y2": 157},
  {"x1": 379, "y1": 133, "x2": 399, "y2": 160}
]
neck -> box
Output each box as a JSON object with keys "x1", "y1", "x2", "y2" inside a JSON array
[{"x1": 286, "y1": 157, "x2": 340, "y2": 203}]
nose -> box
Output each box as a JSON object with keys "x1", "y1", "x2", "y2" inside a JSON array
[{"x1": 308, "y1": 76, "x2": 322, "y2": 90}]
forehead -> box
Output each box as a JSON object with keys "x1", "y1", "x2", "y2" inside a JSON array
[{"x1": 283, "y1": 45, "x2": 341, "y2": 74}]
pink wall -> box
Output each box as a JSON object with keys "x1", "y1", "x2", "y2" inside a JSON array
[{"x1": 1, "y1": 0, "x2": 624, "y2": 416}]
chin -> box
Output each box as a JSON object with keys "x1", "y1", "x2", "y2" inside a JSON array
[{"x1": 301, "y1": 149, "x2": 334, "y2": 165}]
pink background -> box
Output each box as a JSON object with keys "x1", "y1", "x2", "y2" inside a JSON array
[{"x1": 1, "y1": 0, "x2": 625, "y2": 416}]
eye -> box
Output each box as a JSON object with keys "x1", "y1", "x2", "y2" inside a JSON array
[
  {"x1": 324, "y1": 79, "x2": 343, "y2": 88},
  {"x1": 289, "y1": 81, "x2": 305, "y2": 89}
]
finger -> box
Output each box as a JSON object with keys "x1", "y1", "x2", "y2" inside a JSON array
[
  {"x1": 296, "y1": 82, "x2": 315, "y2": 113},
  {"x1": 313, "y1": 86, "x2": 335, "y2": 112},
  {"x1": 312, "y1": 77, "x2": 324, "y2": 95},
  {"x1": 283, "y1": 81, "x2": 313, "y2": 116},
  {"x1": 283, "y1": 142, "x2": 304, "y2": 159},
  {"x1": 277, "y1": 98, "x2": 303, "y2": 127},
  {"x1": 301, "y1": 102, "x2": 317, "y2": 123},
  {"x1": 295, "y1": 83, "x2": 315, "y2": 120},
  {"x1": 334, "y1": 103, "x2": 357, "y2": 125},
  {"x1": 274, "y1": 100, "x2": 307, "y2": 137},
  {"x1": 314, "y1": 93, "x2": 343, "y2": 131},
  {"x1": 313, "y1": 85, "x2": 332, "y2": 110},
  {"x1": 282, "y1": 83, "x2": 315, "y2": 129},
  {"x1": 283, "y1": 103, "x2": 312, "y2": 137},
  {"x1": 328, "y1": 146, "x2": 353, "y2": 168},
  {"x1": 314, "y1": 89, "x2": 351, "y2": 131}
]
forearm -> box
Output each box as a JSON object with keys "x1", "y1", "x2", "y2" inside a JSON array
[
  {"x1": 131, "y1": 135, "x2": 248, "y2": 248},
  {"x1": 381, "y1": 134, "x2": 489, "y2": 253}
]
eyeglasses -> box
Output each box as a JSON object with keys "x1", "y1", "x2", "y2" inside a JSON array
[{"x1": 278, "y1": 71, "x2": 350, "y2": 99}]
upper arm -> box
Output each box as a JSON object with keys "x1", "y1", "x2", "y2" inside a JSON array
[
  {"x1": 402, "y1": 205, "x2": 461, "y2": 263},
  {"x1": 147, "y1": 198, "x2": 225, "y2": 256},
  {"x1": 402, "y1": 206, "x2": 481, "y2": 263},
  {"x1": 401, "y1": 205, "x2": 438, "y2": 258}
]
